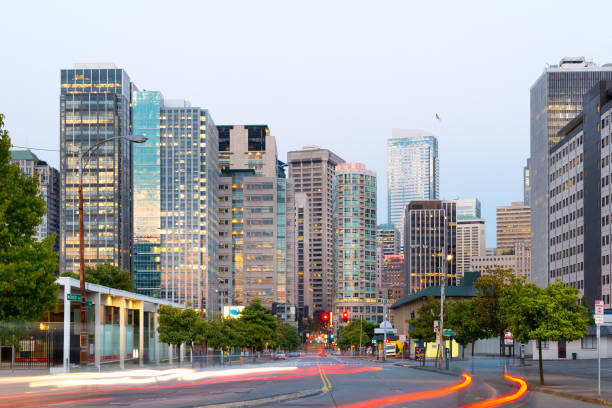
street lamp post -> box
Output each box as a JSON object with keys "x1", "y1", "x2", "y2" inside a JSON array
[
  {"x1": 439, "y1": 253, "x2": 453, "y2": 370},
  {"x1": 77, "y1": 136, "x2": 147, "y2": 367}
]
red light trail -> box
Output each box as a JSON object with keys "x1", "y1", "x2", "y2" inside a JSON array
[
  {"x1": 462, "y1": 374, "x2": 528, "y2": 408},
  {"x1": 337, "y1": 373, "x2": 473, "y2": 408}
]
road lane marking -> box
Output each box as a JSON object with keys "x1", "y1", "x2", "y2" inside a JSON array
[{"x1": 318, "y1": 364, "x2": 332, "y2": 392}]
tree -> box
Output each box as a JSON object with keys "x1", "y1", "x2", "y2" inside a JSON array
[
  {"x1": 408, "y1": 295, "x2": 440, "y2": 344},
  {"x1": 0, "y1": 114, "x2": 59, "y2": 346},
  {"x1": 445, "y1": 299, "x2": 486, "y2": 358},
  {"x1": 473, "y1": 268, "x2": 518, "y2": 356},
  {"x1": 157, "y1": 306, "x2": 202, "y2": 348},
  {"x1": 238, "y1": 299, "x2": 279, "y2": 351},
  {"x1": 337, "y1": 320, "x2": 376, "y2": 351},
  {"x1": 278, "y1": 323, "x2": 301, "y2": 351},
  {"x1": 61, "y1": 262, "x2": 135, "y2": 292},
  {"x1": 504, "y1": 281, "x2": 591, "y2": 384}
]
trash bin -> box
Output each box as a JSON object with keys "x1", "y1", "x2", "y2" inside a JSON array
[{"x1": 572, "y1": 353, "x2": 577, "y2": 360}]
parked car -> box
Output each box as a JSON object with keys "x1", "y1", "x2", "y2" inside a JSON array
[
  {"x1": 287, "y1": 351, "x2": 300, "y2": 357},
  {"x1": 275, "y1": 351, "x2": 286, "y2": 360}
]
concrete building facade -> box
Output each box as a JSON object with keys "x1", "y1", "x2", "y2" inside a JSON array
[
  {"x1": 456, "y1": 218, "x2": 486, "y2": 282},
  {"x1": 496, "y1": 202, "x2": 530, "y2": 254},
  {"x1": 471, "y1": 242, "x2": 531, "y2": 281},
  {"x1": 530, "y1": 57, "x2": 612, "y2": 288},
  {"x1": 288, "y1": 147, "x2": 344, "y2": 314}
]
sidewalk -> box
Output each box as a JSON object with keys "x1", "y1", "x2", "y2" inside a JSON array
[{"x1": 409, "y1": 356, "x2": 612, "y2": 406}]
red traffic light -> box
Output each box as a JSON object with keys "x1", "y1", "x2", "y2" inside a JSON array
[
  {"x1": 342, "y1": 310, "x2": 349, "y2": 322},
  {"x1": 321, "y1": 312, "x2": 329, "y2": 322}
]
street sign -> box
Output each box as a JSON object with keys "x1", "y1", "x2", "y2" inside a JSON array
[
  {"x1": 375, "y1": 328, "x2": 397, "y2": 334},
  {"x1": 415, "y1": 346, "x2": 425, "y2": 360},
  {"x1": 86, "y1": 300, "x2": 92, "y2": 307},
  {"x1": 67, "y1": 293, "x2": 81, "y2": 302},
  {"x1": 399, "y1": 335, "x2": 406, "y2": 342},
  {"x1": 595, "y1": 300, "x2": 604, "y2": 325},
  {"x1": 433, "y1": 320, "x2": 440, "y2": 333},
  {"x1": 443, "y1": 329, "x2": 456, "y2": 337}
]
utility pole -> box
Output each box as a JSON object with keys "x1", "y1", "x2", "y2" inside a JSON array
[
  {"x1": 383, "y1": 289, "x2": 388, "y2": 362},
  {"x1": 76, "y1": 136, "x2": 147, "y2": 368}
]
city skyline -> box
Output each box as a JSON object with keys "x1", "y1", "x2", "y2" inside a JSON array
[{"x1": 6, "y1": 1, "x2": 610, "y2": 248}]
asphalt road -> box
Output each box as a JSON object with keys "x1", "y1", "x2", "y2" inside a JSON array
[{"x1": 0, "y1": 355, "x2": 602, "y2": 407}]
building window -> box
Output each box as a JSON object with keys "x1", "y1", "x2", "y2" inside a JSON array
[{"x1": 581, "y1": 335, "x2": 596, "y2": 349}]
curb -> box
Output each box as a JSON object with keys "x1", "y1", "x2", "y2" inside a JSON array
[
  {"x1": 408, "y1": 366, "x2": 463, "y2": 377},
  {"x1": 529, "y1": 386, "x2": 612, "y2": 407},
  {"x1": 194, "y1": 389, "x2": 322, "y2": 407}
]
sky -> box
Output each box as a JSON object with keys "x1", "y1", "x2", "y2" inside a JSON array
[{"x1": 2, "y1": 0, "x2": 612, "y2": 247}]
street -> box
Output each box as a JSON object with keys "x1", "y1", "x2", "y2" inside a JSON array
[{"x1": 0, "y1": 354, "x2": 602, "y2": 407}]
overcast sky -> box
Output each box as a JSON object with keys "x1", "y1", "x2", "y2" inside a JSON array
[{"x1": 2, "y1": 0, "x2": 612, "y2": 247}]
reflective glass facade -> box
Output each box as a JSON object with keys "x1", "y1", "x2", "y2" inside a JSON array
[
  {"x1": 133, "y1": 91, "x2": 162, "y2": 297},
  {"x1": 59, "y1": 66, "x2": 134, "y2": 273},
  {"x1": 387, "y1": 130, "x2": 439, "y2": 244},
  {"x1": 132, "y1": 94, "x2": 219, "y2": 309}
]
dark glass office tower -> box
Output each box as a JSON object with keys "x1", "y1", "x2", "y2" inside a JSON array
[
  {"x1": 530, "y1": 57, "x2": 612, "y2": 287},
  {"x1": 59, "y1": 64, "x2": 135, "y2": 274}
]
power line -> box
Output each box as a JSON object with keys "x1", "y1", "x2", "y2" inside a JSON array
[{"x1": 11, "y1": 144, "x2": 60, "y2": 152}]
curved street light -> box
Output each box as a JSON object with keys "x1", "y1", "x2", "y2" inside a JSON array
[{"x1": 78, "y1": 135, "x2": 147, "y2": 367}]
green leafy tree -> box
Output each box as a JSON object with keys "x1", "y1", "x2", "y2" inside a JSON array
[
  {"x1": 337, "y1": 320, "x2": 376, "y2": 351},
  {"x1": 157, "y1": 306, "x2": 202, "y2": 348},
  {"x1": 278, "y1": 323, "x2": 301, "y2": 351},
  {"x1": 408, "y1": 295, "x2": 440, "y2": 345},
  {"x1": 0, "y1": 114, "x2": 59, "y2": 346},
  {"x1": 445, "y1": 299, "x2": 486, "y2": 358},
  {"x1": 61, "y1": 262, "x2": 135, "y2": 292},
  {"x1": 504, "y1": 281, "x2": 591, "y2": 384},
  {"x1": 238, "y1": 299, "x2": 279, "y2": 351},
  {"x1": 473, "y1": 268, "x2": 518, "y2": 356}
]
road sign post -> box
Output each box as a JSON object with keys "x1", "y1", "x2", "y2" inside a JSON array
[{"x1": 595, "y1": 300, "x2": 604, "y2": 396}]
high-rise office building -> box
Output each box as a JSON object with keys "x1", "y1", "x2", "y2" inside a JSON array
[
  {"x1": 216, "y1": 126, "x2": 295, "y2": 318},
  {"x1": 376, "y1": 223, "x2": 401, "y2": 255},
  {"x1": 381, "y1": 254, "x2": 405, "y2": 301},
  {"x1": 496, "y1": 202, "x2": 530, "y2": 255},
  {"x1": 452, "y1": 198, "x2": 481, "y2": 220},
  {"x1": 288, "y1": 146, "x2": 344, "y2": 314},
  {"x1": 10, "y1": 150, "x2": 60, "y2": 253},
  {"x1": 293, "y1": 193, "x2": 312, "y2": 318},
  {"x1": 524, "y1": 158, "x2": 531, "y2": 206},
  {"x1": 530, "y1": 57, "x2": 612, "y2": 287},
  {"x1": 217, "y1": 171, "x2": 294, "y2": 314},
  {"x1": 132, "y1": 92, "x2": 219, "y2": 308},
  {"x1": 333, "y1": 163, "x2": 381, "y2": 323},
  {"x1": 60, "y1": 64, "x2": 135, "y2": 273},
  {"x1": 404, "y1": 200, "x2": 457, "y2": 293},
  {"x1": 547, "y1": 80, "x2": 612, "y2": 308},
  {"x1": 217, "y1": 125, "x2": 278, "y2": 177},
  {"x1": 456, "y1": 218, "x2": 486, "y2": 282},
  {"x1": 387, "y1": 129, "x2": 439, "y2": 243}
]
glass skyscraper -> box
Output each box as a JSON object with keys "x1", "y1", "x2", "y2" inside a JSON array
[
  {"x1": 60, "y1": 64, "x2": 134, "y2": 273},
  {"x1": 133, "y1": 93, "x2": 219, "y2": 309},
  {"x1": 133, "y1": 91, "x2": 162, "y2": 297},
  {"x1": 530, "y1": 57, "x2": 612, "y2": 287},
  {"x1": 387, "y1": 129, "x2": 439, "y2": 245}
]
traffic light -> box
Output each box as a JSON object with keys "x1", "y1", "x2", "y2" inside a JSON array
[
  {"x1": 321, "y1": 312, "x2": 329, "y2": 323},
  {"x1": 342, "y1": 310, "x2": 349, "y2": 322}
]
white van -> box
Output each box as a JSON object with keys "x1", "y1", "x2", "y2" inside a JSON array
[{"x1": 385, "y1": 343, "x2": 396, "y2": 356}]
